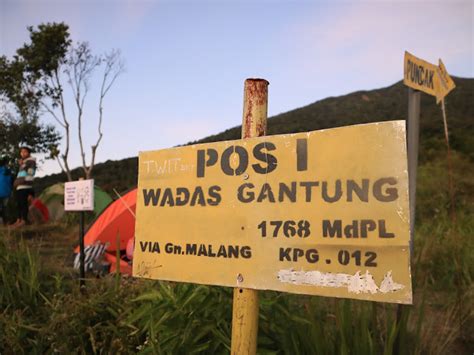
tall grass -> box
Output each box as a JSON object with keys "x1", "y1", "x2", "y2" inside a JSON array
[
  {"x1": 0, "y1": 154, "x2": 472, "y2": 353},
  {"x1": 127, "y1": 283, "x2": 232, "y2": 354},
  {"x1": 0, "y1": 237, "x2": 44, "y2": 309},
  {"x1": 0, "y1": 235, "x2": 48, "y2": 352}
]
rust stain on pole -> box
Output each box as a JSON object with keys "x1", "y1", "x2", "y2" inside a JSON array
[
  {"x1": 231, "y1": 78, "x2": 269, "y2": 355},
  {"x1": 242, "y1": 78, "x2": 269, "y2": 139}
]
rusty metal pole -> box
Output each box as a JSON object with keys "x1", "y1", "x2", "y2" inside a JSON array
[
  {"x1": 231, "y1": 78, "x2": 269, "y2": 355},
  {"x1": 407, "y1": 88, "x2": 420, "y2": 255},
  {"x1": 395, "y1": 87, "x2": 421, "y2": 355}
]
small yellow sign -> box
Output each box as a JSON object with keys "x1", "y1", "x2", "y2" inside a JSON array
[
  {"x1": 134, "y1": 121, "x2": 413, "y2": 304},
  {"x1": 404, "y1": 51, "x2": 455, "y2": 103}
]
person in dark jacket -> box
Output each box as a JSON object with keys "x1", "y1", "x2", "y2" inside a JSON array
[
  {"x1": 0, "y1": 156, "x2": 13, "y2": 226},
  {"x1": 12, "y1": 144, "x2": 36, "y2": 228}
]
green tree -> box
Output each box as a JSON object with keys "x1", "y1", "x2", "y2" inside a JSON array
[
  {"x1": 0, "y1": 108, "x2": 60, "y2": 160},
  {"x1": 0, "y1": 23, "x2": 68, "y2": 166},
  {"x1": 0, "y1": 22, "x2": 124, "y2": 180},
  {"x1": 0, "y1": 23, "x2": 70, "y2": 120}
]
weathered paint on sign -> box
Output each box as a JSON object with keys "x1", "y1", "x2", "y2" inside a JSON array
[
  {"x1": 403, "y1": 51, "x2": 455, "y2": 103},
  {"x1": 133, "y1": 121, "x2": 413, "y2": 304}
]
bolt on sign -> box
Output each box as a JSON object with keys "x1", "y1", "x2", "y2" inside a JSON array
[
  {"x1": 404, "y1": 51, "x2": 455, "y2": 103},
  {"x1": 134, "y1": 121, "x2": 413, "y2": 304}
]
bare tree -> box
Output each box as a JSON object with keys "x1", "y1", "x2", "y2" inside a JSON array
[{"x1": 42, "y1": 42, "x2": 124, "y2": 180}]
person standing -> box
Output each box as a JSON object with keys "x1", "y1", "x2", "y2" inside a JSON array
[
  {"x1": 12, "y1": 144, "x2": 36, "y2": 228},
  {"x1": 0, "y1": 156, "x2": 13, "y2": 226}
]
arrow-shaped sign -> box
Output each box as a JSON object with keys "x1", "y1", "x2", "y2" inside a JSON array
[
  {"x1": 436, "y1": 59, "x2": 456, "y2": 103},
  {"x1": 403, "y1": 51, "x2": 456, "y2": 103}
]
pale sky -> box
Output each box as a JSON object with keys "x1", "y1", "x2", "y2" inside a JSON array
[{"x1": 1, "y1": 0, "x2": 473, "y2": 177}]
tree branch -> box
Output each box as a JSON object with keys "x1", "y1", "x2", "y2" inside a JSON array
[
  {"x1": 55, "y1": 154, "x2": 66, "y2": 175},
  {"x1": 87, "y1": 49, "x2": 124, "y2": 179},
  {"x1": 40, "y1": 101, "x2": 66, "y2": 128},
  {"x1": 53, "y1": 68, "x2": 72, "y2": 180}
]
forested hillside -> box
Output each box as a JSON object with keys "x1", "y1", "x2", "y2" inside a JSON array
[{"x1": 36, "y1": 77, "x2": 473, "y2": 194}]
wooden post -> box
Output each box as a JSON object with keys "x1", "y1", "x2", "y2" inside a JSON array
[{"x1": 231, "y1": 78, "x2": 269, "y2": 355}]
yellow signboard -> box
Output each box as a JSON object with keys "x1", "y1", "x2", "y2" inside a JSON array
[
  {"x1": 134, "y1": 121, "x2": 413, "y2": 304},
  {"x1": 404, "y1": 51, "x2": 455, "y2": 103}
]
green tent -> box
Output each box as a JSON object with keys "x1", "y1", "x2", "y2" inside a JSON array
[{"x1": 39, "y1": 183, "x2": 113, "y2": 221}]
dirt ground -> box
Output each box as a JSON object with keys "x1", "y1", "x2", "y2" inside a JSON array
[{"x1": 1, "y1": 223, "x2": 78, "y2": 275}]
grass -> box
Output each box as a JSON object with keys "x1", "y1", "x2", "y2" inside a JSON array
[{"x1": 0, "y1": 154, "x2": 473, "y2": 354}]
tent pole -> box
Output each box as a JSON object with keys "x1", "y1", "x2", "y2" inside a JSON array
[{"x1": 113, "y1": 188, "x2": 136, "y2": 218}]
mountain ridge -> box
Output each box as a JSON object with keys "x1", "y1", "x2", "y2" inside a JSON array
[{"x1": 36, "y1": 77, "x2": 473, "y2": 194}]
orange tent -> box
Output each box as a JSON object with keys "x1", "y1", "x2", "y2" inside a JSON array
[{"x1": 75, "y1": 189, "x2": 137, "y2": 274}]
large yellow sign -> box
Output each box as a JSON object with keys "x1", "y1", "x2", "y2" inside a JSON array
[
  {"x1": 134, "y1": 121, "x2": 413, "y2": 304},
  {"x1": 404, "y1": 51, "x2": 455, "y2": 103}
]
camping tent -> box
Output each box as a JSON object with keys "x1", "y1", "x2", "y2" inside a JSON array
[
  {"x1": 75, "y1": 188, "x2": 137, "y2": 274},
  {"x1": 39, "y1": 183, "x2": 112, "y2": 221}
]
